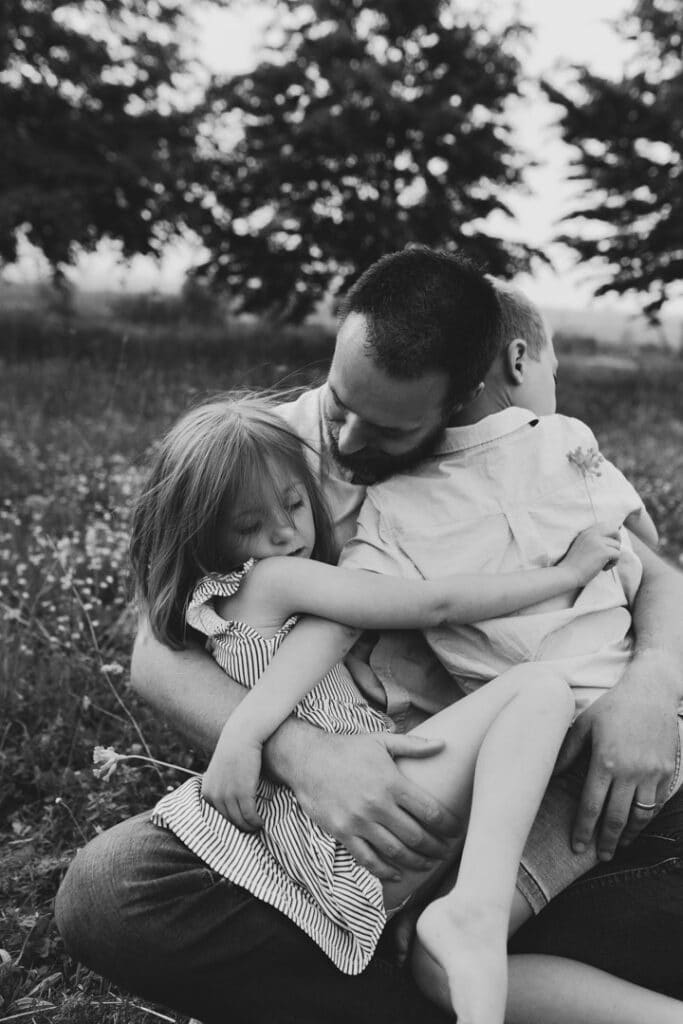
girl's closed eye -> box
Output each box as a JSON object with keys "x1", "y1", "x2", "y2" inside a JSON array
[{"x1": 237, "y1": 519, "x2": 262, "y2": 536}]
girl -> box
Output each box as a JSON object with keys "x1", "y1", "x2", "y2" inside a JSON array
[{"x1": 131, "y1": 393, "x2": 622, "y2": 1024}]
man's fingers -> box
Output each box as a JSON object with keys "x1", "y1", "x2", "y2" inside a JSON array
[
  {"x1": 621, "y1": 789, "x2": 660, "y2": 846},
  {"x1": 385, "y1": 734, "x2": 445, "y2": 760},
  {"x1": 394, "y1": 781, "x2": 463, "y2": 840},
  {"x1": 379, "y1": 802, "x2": 459, "y2": 857},
  {"x1": 596, "y1": 783, "x2": 634, "y2": 860},
  {"x1": 345, "y1": 837, "x2": 400, "y2": 881},
  {"x1": 364, "y1": 822, "x2": 440, "y2": 872},
  {"x1": 572, "y1": 764, "x2": 611, "y2": 852}
]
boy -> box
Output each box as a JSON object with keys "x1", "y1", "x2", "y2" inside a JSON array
[{"x1": 340, "y1": 281, "x2": 683, "y2": 1012}]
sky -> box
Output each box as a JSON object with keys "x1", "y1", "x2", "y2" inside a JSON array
[{"x1": 11, "y1": 0, "x2": 676, "y2": 314}]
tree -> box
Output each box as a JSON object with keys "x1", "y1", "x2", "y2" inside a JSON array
[
  {"x1": 545, "y1": 0, "x2": 683, "y2": 314},
  {"x1": 0, "y1": 0, "x2": 212, "y2": 275},
  {"x1": 193, "y1": 0, "x2": 538, "y2": 320}
]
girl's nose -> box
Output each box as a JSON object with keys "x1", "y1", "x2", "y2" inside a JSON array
[
  {"x1": 337, "y1": 413, "x2": 368, "y2": 455},
  {"x1": 270, "y1": 517, "x2": 296, "y2": 544}
]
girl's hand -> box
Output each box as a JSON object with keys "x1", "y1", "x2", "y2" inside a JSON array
[
  {"x1": 201, "y1": 722, "x2": 264, "y2": 832},
  {"x1": 560, "y1": 523, "x2": 622, "y2": 586}
]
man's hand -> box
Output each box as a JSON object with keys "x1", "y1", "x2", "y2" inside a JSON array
[
  {"x1": 284, "y1": 730, "x2": 462, "y2": 880},
  {"x1": 556, "y1": 653, "x2": 680, "y2": 861}
]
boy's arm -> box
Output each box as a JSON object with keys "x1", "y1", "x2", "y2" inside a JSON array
[
  {"x1": 559, "y1": 536, "x2": 683, "y2": 860},
  {"x1": 130, "y1": 612, "x2": 460, "y2": 876}
]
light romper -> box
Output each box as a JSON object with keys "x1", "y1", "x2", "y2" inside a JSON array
[{"x1": 152, "y1": 559, "x2": 393, "y2": 975}]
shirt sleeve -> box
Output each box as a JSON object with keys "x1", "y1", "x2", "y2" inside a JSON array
[
  {"x1": 185, "y1": 568, "x2": 249, "y2": 638},
  {"x1": 339, "y1": 491, "x2": 421, "y2": 578}
]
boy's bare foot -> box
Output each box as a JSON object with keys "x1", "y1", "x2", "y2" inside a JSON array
[{"x1": 415, "y1": 897, "x2": 508, "y2": 1024}]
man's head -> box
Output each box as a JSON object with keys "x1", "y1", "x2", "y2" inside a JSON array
[{"x1": 325, "y1": 247, "x2": 501, "y2": 483}]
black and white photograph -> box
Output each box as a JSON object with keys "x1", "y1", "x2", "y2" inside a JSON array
[{"x1": 2, "y1": 1, "x2": 682, "y2": 1022}]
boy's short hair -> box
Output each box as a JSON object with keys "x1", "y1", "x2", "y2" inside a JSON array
[
  {"x1": 338, "y1": 246, "x2": 501, "y2": 401},
  {"x1": 490, "y1": 280, "x2": 549, "y2": 359}
]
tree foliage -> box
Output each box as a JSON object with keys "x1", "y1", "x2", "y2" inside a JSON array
[
  {"x1": 545, "y1": 0, "x2": 683, "y2": 313},
  {"x1": 0, "y1": 0, "x2": 209, "y2": 273},
  {"x1": 194, "y1": 0, "x2": 537, "y2": 320}
]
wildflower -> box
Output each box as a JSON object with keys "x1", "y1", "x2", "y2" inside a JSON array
[
  {"x1": 567, "y1": 445, "x2": 604, "y2": 478},
  {"x1": 567, "y1": 443, "x2": 618, "y2": 581},
  {"x1": 567, "y1": 446, "x2": 605, "y2": 514},
  {"x1": 100, "y1": 661, "x2": 124, "y2": 676},
  {"x1": 92, "y1": 744, "x2": 200, "y2": 781},
  {"x1": 93, "y1": 744, "x2": 122, "y2": 781}
]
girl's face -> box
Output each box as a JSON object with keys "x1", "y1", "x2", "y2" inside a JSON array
[{"x1": 221, "y1": 460, "x2": 317, "y2": 566}]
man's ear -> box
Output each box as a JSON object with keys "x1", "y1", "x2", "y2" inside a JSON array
[
  {"x1": 504, "y1": 338, "x2": 528, "y2": 385},
  {"x1": 449, "y1": 381, "x2": 485, "y2": 415}
]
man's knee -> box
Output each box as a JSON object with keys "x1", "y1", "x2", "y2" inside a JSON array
[
  {"x1": 511, "y1": 822, "x2": 683, "y2": 998},
  {"x1": 55, "y1": 813, "x2": 153, "y2": 972},
  {"x1": 54, "y1": 813, "x2": 299, "y2": 1007}
]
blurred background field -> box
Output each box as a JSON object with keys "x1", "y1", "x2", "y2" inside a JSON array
[{"x1": 1, "y1": 295, "x2": 683, "y2": 1022}]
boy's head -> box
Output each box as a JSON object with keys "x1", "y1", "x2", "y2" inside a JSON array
[
  {"x1": 327, "y1": 247, "x2": 500, "y2": 482},
  {"x1": 484, "y1": 281, "x2": 558, "y2": 417}
]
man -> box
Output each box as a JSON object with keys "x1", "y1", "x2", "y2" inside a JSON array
[{"x1": 56, "y1": 249, "x2": 683, "y2": 1021}]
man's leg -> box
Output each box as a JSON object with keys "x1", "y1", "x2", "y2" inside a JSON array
[
  {"x1": 510, "y1": 785, "x2": 683, "y2": 999},
  {"x1": 55, "y1": 813, "x2": 450, "y2": 1024}
]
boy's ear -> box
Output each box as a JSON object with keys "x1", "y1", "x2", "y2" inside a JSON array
[{"x1": 504, "y1": 338, "x2": 528, "y2": 385}]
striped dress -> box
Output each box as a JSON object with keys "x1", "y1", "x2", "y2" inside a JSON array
[{"x1": 151, "y1": 560, "x2": 391, "y2": 974}]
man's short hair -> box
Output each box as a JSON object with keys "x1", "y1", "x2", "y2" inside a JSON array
[
  {"x1": 490, "y1": 280, "x2": 548, "y2": 359},
  {"x1": 338, "y1": 247, "x2": 502, "y2": 400}
]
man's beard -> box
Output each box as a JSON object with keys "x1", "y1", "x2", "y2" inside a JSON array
[{"x1": 326, "y1": 423, "x2": 443, "y2": 485}]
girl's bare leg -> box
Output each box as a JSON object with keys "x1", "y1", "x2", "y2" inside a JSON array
[
  {"x1": 380, "y1": 665, "x2": 575, "y2": 1024},
  {"x1": 413, "y1": 944, "x2": 683, "y2": 1023}
]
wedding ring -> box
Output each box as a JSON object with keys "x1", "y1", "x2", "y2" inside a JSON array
[{"x1": 633, "y1": 800, "x2": 658, "y2": 811}]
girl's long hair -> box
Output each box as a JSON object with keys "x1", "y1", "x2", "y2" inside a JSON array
[{"x1": 130, "y1": 392, "x2": 338, "y2": 649}]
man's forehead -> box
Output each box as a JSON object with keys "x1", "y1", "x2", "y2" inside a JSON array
[
  {"x1": 333, "y1": 312, "x2": 372, "y2": 369},
  {"x1": 330, "y1": 314, "x2": 450, "y2": 426}
]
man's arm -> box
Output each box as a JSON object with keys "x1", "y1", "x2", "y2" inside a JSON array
[
  {"x1": 130, "y1": 613, "x2": 245, "y2": 754},
  {"x1": 557, "y1": 535, "x2": 683, "y2": 860},
  {"x1": 130, "y1": 613, "x2": 460, "y2": 877}
]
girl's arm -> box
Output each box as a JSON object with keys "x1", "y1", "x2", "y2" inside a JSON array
[
  {"x1": 250, "y1": 522, "x2": 622, "y2": 631},
  {"x1": 202, "y1": 524, "x2": 619, "y2": 830},
  {"x1": 201, "y1": 616, "x2": 361, "y2": 830}
]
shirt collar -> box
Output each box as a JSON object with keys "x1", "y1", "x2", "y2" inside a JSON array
[{"x1": 433, "y1": 406, "x2": 540, "y2": 456}]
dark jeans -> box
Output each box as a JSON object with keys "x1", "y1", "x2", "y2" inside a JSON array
[{"x1": 55, "y1": 788, "x2": 683, "y2": 1023}]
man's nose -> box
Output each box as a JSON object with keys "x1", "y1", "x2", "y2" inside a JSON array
[{"x1": 337, "y1": 413, "x2": 369, "y2": 455}]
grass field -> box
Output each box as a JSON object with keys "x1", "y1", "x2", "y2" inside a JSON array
[{"x1": 1, "y1": 308, "x2": 683, "y2": 1023}]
